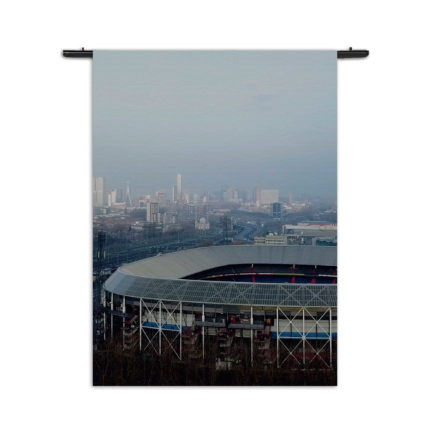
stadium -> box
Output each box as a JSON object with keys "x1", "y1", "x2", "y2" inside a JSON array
[{"x1": 101, "y1": 245, "x2": 337, "y2": 368}]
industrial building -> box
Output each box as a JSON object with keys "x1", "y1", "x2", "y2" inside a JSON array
[
  {"x1": 254, "y1": 233, "x2": 288, "y2": 245},
  {"x1": 101, "y1": 245, "x2": 337, "y2": 367},
  {"x1": 312, "y1": 237, "x2": 337, "y2": 246}
]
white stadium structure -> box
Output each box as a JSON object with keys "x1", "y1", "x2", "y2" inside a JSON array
[{"x1": 102, "y1": 245, "x2": 337, "y2": 367}]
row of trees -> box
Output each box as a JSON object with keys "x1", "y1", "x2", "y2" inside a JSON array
[{"x1": 93, "y1": 337, "x2": 337, "y2": 386}]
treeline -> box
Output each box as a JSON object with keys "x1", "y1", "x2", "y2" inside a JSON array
[{"x1": 93, "y1": 339, "x2": 337, "y2": 386}]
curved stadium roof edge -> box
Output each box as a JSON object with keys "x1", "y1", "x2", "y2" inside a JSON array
[
  {"x1": 104, "y1": 246, "x2": 337, "y2": 308},
  {"x1": 120, "y1": 245, "x2": 337, "y2": 279}
]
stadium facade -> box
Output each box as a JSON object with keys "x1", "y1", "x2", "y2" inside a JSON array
[{"x1": 102, "y1": 245, "x2": 337, "y2": 367}]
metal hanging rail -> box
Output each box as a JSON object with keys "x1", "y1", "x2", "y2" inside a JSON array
[
  {"x1": 63, "y1": 47, "x2": 369, "y2": 59},
  {"x1": 338, "y1": 48, "x2": 369, "y2": 58},
  {"x1": 63, "y1": 49, "x2": 94, "y2": 58}
]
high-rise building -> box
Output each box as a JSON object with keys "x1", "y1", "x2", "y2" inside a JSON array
[
  {"x1": 163, "y1": 212, "x2": 178, "y2": 224},
  {"x1": 93, "y1": 177, "x2": 105, "y2": 207},
  {"x1": 272, "y1": 202, "x2": 282, "y2": 219},
  {"x1": 110, "y1": 190, "x2": 117, "y2": 205},
  {"x1": 106, "y1": 190, "x2": 117, "y2": 207},
  {"x1": 156, "y1": 190, "x2": 167, "y2": 209},
  {"x1": 172, "y1": 185, "x2": 178, "y2": 202},
  {"x1": 146, "y1": 202, "x2": 159, "y2": 222},
  {"x1": 221, "y1": 186, "x2": 228, "y2": 202},
  {"x1": 289, "y1": 192, "x2": 295, "y2": 205},
  {"x1": 177, "y1": 174, "x2": 182, "y2": 200},
  {"x1": 261, "y1": 190, "x2": 279, "y2": 205},
  {"x1": 253, "y1": 187, "x2": 261, "y2": 204},
  {"x1": 125, "y1": 181, "x2": 132, "y2": 207}
]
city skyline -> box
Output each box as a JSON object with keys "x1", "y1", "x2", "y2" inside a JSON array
[
  {"x1": 93, "y1": 172, "x2": 335, "y2": 207},
  {"x1": 93, "y1": 51, "x2": 336, "y2": 200},
  {"x1": 93, "y1": 177, "x2": 333, "y2": 203}
]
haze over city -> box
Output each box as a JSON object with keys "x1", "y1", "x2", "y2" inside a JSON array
[
  {"x1": 92, "y1": 50, "x2": 338, "y2": 387},
  {"x1": 93, "y1": 50, "x2": 337, "y2": 199}
]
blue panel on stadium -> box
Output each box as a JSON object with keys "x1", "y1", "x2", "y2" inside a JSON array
[
  {"x1": 143, "y1": 322, "x2": 190, "y2": 331},
  {"x1": 143, "y1": 322, "x2": 158, "y2": 329},
  {"x1": 272, "y1": 332, "x2": 337, "y2": 339},
  {"x1": 161, "y1": 324, "x2": 180, "y2": 331}
]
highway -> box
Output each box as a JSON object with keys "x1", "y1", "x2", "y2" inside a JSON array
[
  {"x1": 94, "y1": 221, "x2": 262, "y2": 268},
  {"x1": 94, "y1": 231, "x2": 226, "y2": 267},
  {"x1": 233, "y1": 222, "x2": 263, "y2": 242}
]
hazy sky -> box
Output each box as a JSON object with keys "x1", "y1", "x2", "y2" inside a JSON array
[{"x1": 93, "y1": 50, "x2": 337, "y2": 199}]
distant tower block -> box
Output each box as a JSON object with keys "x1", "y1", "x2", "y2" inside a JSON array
[
  {"x1": 156, "y1": 190, "x2": 167, "y2": 209},
  {"x1": 261, "y1": 190, "x2": 279, "y2": 205},
  {"x1": 289, "y1": 192, "x2": 294, "y2": 205},
  {"x1": 125, "y1": 181, "x2": 132, "y2": 207},
  {"x1": 220, "y1": 215, "x2": 231, "y2": 244},
  {"x1": 146, "y1": 202, "x2": 159, "y2": 222},
  {"x1": 177, "y1": 174, "x2": 182, "y2": 199},
  {"x1": 272, "y1": 202, "x2": 282, "y2": 219},
  {"x1": 93, "y1": 177, "x2": 105, "y2": 207},
  {"x1": 252, "y1": 186, "x2": 260, "y2": 203}
]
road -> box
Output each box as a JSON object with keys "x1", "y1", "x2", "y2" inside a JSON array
[
  {"x1": 94, "y1": 221, "x2": 262, "y2": 268},
  {"x1": 94, "y1": 231, "x2": 225, "y2": 267},
  {"x1": 233, "y1": 222, "x2": 263, "y2": 242}
]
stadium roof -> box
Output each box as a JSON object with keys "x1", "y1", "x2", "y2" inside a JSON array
[
  {"x1": 120, "y1": 245, "x2": 337, "y2": 279},
  {"x1": 103, "y1": 246, "x2": 337, "y2": 308}
]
